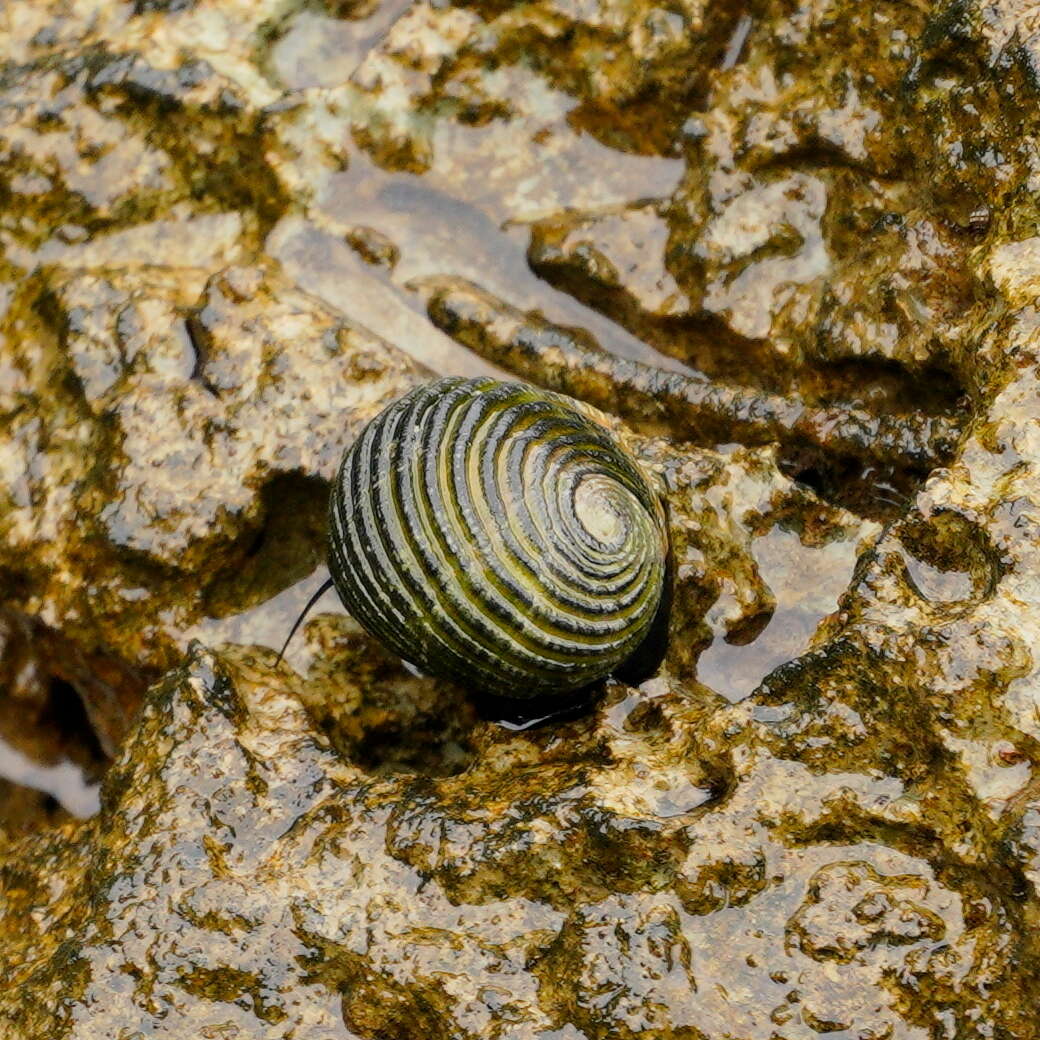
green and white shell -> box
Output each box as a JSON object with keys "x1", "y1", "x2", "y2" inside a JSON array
[{"x1": 328, "y1": 377, "x2": 669, "y2": 698}]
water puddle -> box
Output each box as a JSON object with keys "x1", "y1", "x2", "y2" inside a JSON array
[
  {"x1": 269, "y1": 2, "x2": 414, "y2": 90},
  {"x1": 268, "y1": 217, "x2": 503, "y2": 379},
  {"x1": 0, "y1": 738, "x2": 99, "y2": 819},
  {"x1": 181, "y1": 567, "x2": 349, "y2": 676},
  {"x1": 315, "y1": 152, "x2": 691, "y2": 370},
  {"x1": 695, "y1": 526, "x2": 866, "y2": 702},
  {"x1": 902, "y1": 553, "x2": 976, "y2": 605}
]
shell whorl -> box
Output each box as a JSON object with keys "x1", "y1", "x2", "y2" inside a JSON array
[{"x1": 328, "y1": 377, "x2": 669, "y2": 698}]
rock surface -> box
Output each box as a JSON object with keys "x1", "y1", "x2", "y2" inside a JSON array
[{"x1": 1, "y1": 0, "x2": 1040, "y2": 1036}]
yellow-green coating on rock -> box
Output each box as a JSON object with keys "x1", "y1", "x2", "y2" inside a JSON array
[{"x1": 2, "y1": 0, "x2": 1040, "y2": 1036}]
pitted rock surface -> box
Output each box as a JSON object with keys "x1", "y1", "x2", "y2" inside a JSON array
[
  {"x1": 3, "y1": 644, "x2": 1025, "y2": 1039},
  {"x1": 2, "y1": 0, "x2": 1040, "y2": 1036},
  {"x1": 1, "y1": 255, "x2": 425, "y2": 751}
]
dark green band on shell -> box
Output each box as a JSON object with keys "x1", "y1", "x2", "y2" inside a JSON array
[{"x1": 328, "y1": 377, "x2": 669, "y2": 698}]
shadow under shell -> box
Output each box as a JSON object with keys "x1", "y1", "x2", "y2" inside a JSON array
[{"x1": 470, "y1": 555, "x2": 673, "y2": 731}]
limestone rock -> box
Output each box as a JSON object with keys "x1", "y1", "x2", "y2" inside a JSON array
[{"x1": 1, "y1": 0, "x2": 1040, "y2": 1035}]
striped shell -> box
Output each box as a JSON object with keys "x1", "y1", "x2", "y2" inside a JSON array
[{"x1": 328, "y1": 377, "x2": 669, "y2": 698}]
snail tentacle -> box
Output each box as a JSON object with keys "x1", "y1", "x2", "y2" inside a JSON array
[{"x1": 275, "y1": 576, "x2": 335, "y2": 665}]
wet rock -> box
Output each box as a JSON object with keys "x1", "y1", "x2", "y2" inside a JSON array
[
  {"x1": 668, "y1": 0, "x2": 995, "y2": 379},
  {"x1": 787, "y1": 861, "x2": 948, "y2": 964},
  {"x1": 0, "y1": 641, "x2": 1026, "y2": 1038},
  {"x1": 528, "y1": 203, "x2": 696, "y2": 358},
  {"x1": 417, "y1": 275, "x2": 960, "y2": 487},
  {"x1": 2, "y1": 0, "x2": 1040, "y2": 1034},
  {"x1": 344, "y1": 224, "x2": 400, "y2": 270},
  {"x1": 1, "y1": 256, "x2": 425, "y2": 751},
  {"x1": 335, "y1": 0, "x2": 743, "y2": 176}
]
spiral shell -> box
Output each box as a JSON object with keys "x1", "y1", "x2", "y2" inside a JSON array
[{"x1": 328, "y1": 377, "x2": 669, "y2": 698}]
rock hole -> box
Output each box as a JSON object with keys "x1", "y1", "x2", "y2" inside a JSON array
[
  {"x1": 297, "y1": 616, "x2": 479, "y2": 779},
  {"x1": 202, "y1": 473, "x2": 329, "y2": 621},
  {"x1": 41, "y1": 677, "x2": 107, "y2": 770},
  {"x1": 0, "y1": 672, "x2": 105, "y2": 825},
  {"x1": 812, "y1": 356, "x2": 965, "y2": 418},
  {"x1": 896, "y1": 512, "x2": 1000, "y2": 607},
  {"x1": 780, "y1": 357, "x2": 965, "y2": 520},
  {"x1": 184, "y1": 314, "x2": 222, "y2": 398},
  {"x1": 782, "y1": 453, "x2": 926, "y2": 523}
]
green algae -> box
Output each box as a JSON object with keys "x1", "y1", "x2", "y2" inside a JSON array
[{"x1": 1, "y1": 0, "x2": 1040, "y2": 1036}]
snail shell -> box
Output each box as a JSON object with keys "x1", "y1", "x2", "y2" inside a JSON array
[{"x1": 328, "y1": 377, "x2": 669, "y2": 698}]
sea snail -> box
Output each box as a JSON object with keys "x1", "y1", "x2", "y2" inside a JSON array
[{"x1": 284, "y1": 377, "x2": 670, "y2": 699}]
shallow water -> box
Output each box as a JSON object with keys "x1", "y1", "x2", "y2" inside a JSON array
[
  {"x1": 696, "y1": 526, "x2": 863, "y2": 703},
  {"x1": 0, "y1": 737, "x2": 99, "y2": 819}
]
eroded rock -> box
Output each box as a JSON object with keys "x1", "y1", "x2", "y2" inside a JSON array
[
  {"x1": 0, "y1": 256, "x2": 425, "y2": 751},
  {"x1": 2, "y1": 0, "x2": 1040, "y2": 1035},
  {"x1": 2, "y1": 639, "x2": 1029, "y2": 1038}
]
